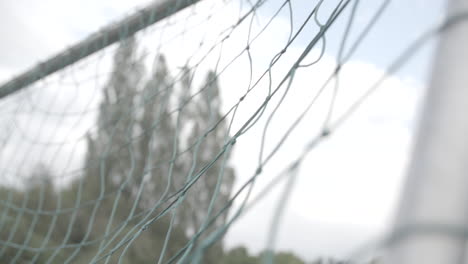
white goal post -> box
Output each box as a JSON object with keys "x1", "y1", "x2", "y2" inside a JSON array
[{"x1": 384, "y1": 0, "x2": 468, "y2": 263}]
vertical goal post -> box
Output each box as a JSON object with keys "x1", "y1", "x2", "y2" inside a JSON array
[{"x1": 384, "y1": 0, "x2": 468, "y2": 263}]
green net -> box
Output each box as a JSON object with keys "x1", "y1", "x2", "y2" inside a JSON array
[{"x1": 0, "y1": 0, "x2": 464, "y2": 263}]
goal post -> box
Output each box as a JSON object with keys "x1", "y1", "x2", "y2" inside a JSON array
[{"x1": 383, "y1": 0, "x2": 468, "y2": 263}]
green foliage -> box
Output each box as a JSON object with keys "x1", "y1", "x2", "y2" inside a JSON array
[
  {"x1": 258, "y1": 250, "x2": 305, "y2": 264},
  {"x1": 274, "y1": 252, "x2": 306, "y2": 264},
  {"x1": 222, "y1": 246, "x2": 258, "y2": 264},
  {"x1": 0, "y1": 173, "x2": 69, "y2": 263},
  {"x1": 221, "y1": 247, "x2": 308, "y2": 264}
]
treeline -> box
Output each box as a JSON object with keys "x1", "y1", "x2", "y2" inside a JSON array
[
  {"x1": 0, "y1": 181, "x2": 316, "y2": 264},
  {"x1": 222, "y1": 246, "x2": 306, "y2": 264}
]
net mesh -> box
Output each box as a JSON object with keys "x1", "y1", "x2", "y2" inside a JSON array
[{"x1": 0, "y1": 0, "x2": 461, "y2": 263}]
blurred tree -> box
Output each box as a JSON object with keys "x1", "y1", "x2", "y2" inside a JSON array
[
  {"x1": 69, "y1": 37, "x2": 235, "y2": 263},
  {"x1": 175, "y1": 69, "x2": 235, "y2": 263},
  {"x1": 221, "y1": 246, "x2": 259, "y2": 264},
  {"x1": 274, "y1": 252, "x2": 306, "y2": 264},
  {"x1": 0, "y1": 164, "x2": 70, "y2": 263},
  {"x1": 258, "y1": 250, "x2": 306, "y2": 264},
  {"x1": 84, "y1": 36, "x2": 145, "y2": 198}
]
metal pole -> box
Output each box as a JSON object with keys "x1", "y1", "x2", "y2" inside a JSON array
[
  {"x1": 384, "y1": 0, "x2": 468, "y2": 263},
  {"x1": 0, "y1": 0, "x2": 202, "y2": 99}
]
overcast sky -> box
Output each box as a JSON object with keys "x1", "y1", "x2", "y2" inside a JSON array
[{"x1": 0, "y1": 0, "x2": 448, "y2": 261}]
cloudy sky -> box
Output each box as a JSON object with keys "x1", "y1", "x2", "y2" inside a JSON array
[{"x1": 0, "y1": 0, "x2": 449, "y2": 261}]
